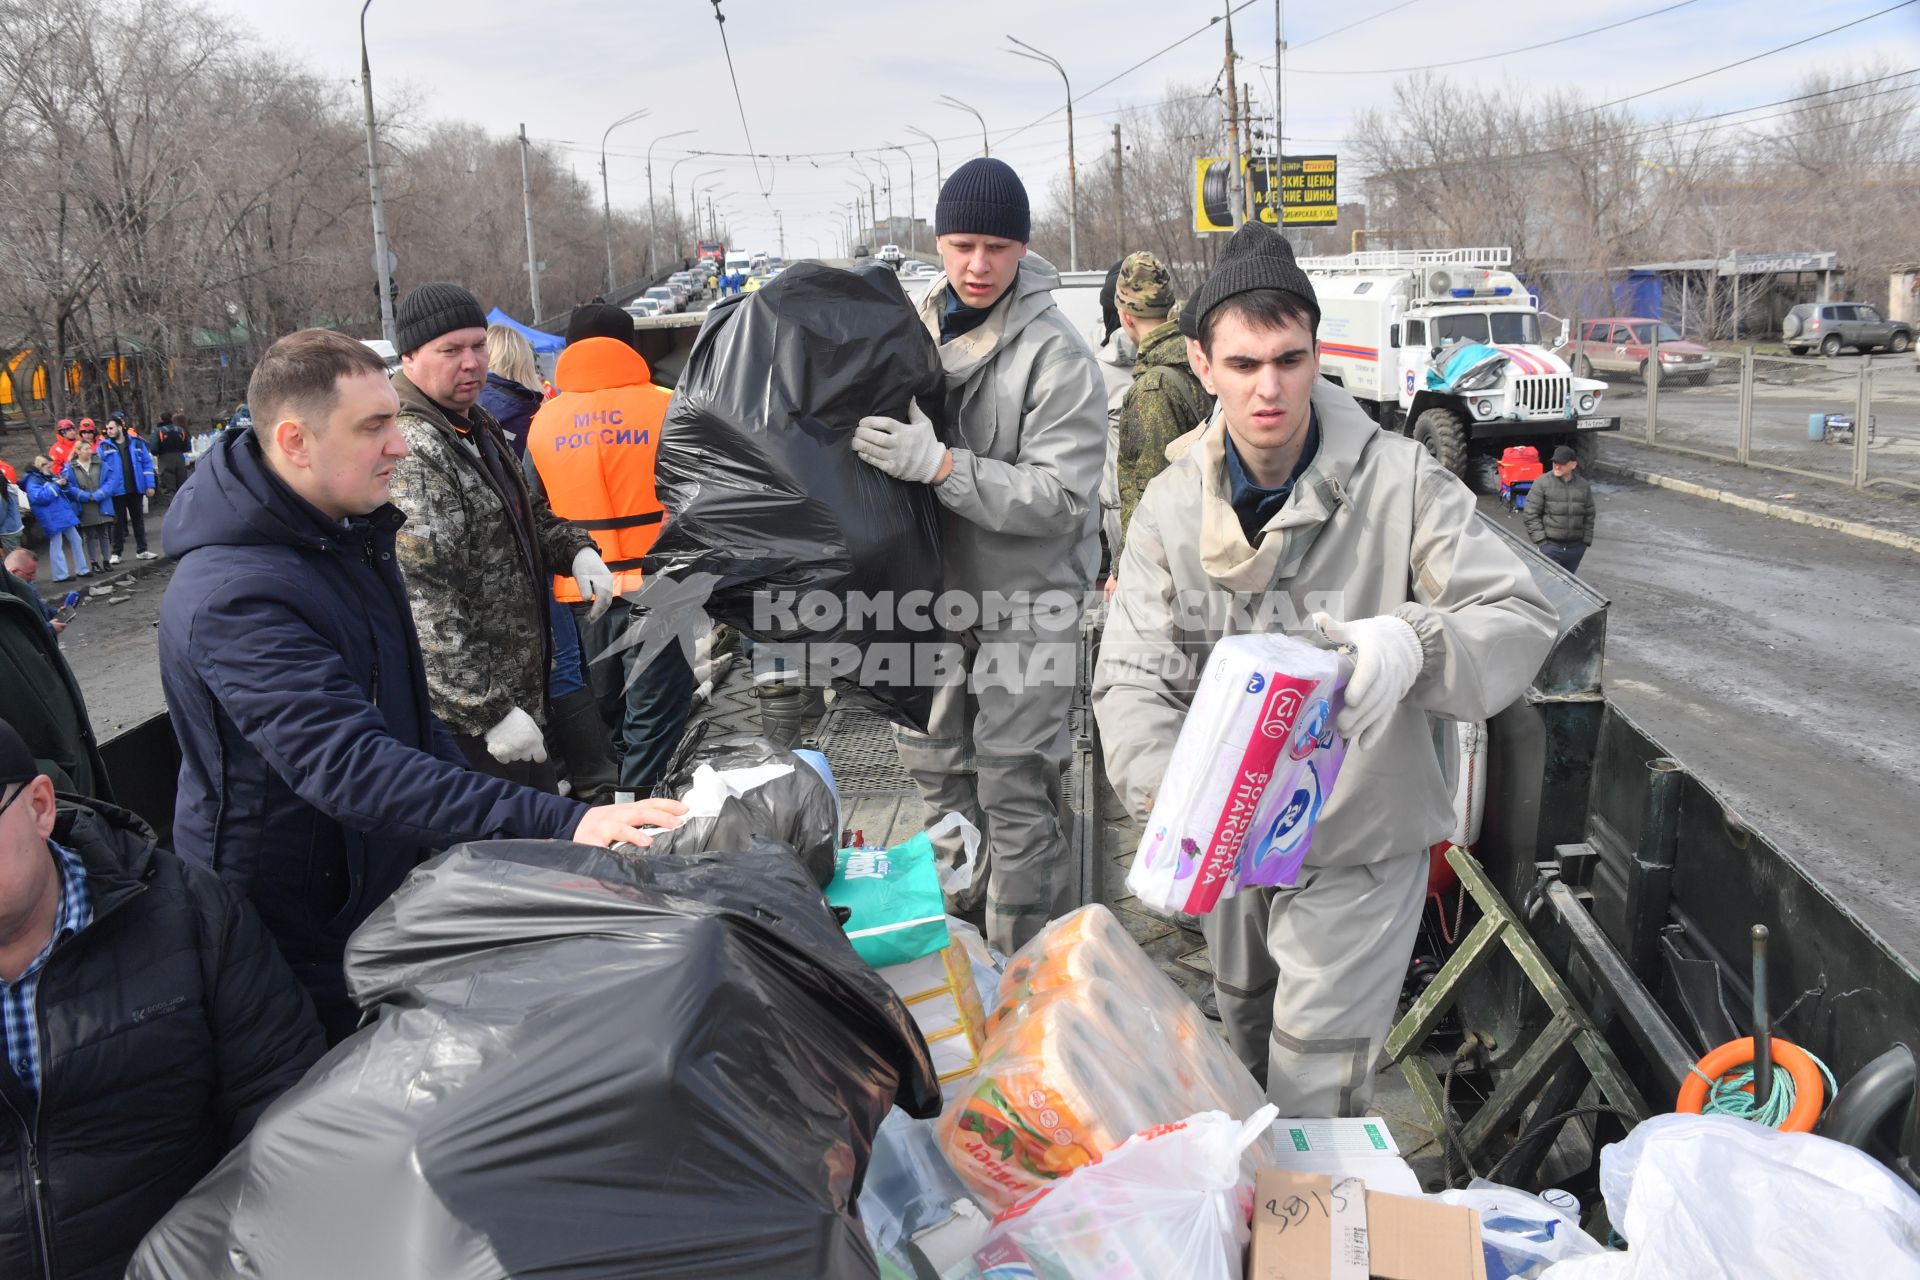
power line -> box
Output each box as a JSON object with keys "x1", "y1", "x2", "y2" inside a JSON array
[
  {"x1": 1274, "y1": 0, "x2": 1704, "y2": 75},
  {"x1": 707, "y1": 0, "x2": 770, "y2": 200},
  {"x1": 1568, "y1": 0, "x2": 1919, "y2": 119},
  {"x1": 1288, "y1": 0, "x2": 1431, "y2": 51},
  {"x1": 1358, "y1": 75, "x2": 1919, "y2": 179}
]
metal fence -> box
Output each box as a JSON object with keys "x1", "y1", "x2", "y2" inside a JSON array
[{"x1": 1604, "y1": 343, "x2": 1920, "y2": 495}]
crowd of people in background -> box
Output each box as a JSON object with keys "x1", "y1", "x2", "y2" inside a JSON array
[{"x1": 1, "y1": 408, "x2": 201, "y2": 583}]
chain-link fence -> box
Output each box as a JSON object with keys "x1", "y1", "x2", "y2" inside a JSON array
[{"x1": 1604, "y1": 343, "x2": 1920, "y2": 495}]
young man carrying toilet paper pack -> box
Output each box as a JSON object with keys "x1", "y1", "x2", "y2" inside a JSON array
[{"x1": 1092, "y1": 223, "x2": 1557, "y2": 1117}]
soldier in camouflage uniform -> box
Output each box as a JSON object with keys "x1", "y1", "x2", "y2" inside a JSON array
[
  {"x1": 385, "y1": 283, "x2": 610, "y2": 791},
  {"x1": 1114, "y1": 251, "x2": 1213, "y2": 535}
]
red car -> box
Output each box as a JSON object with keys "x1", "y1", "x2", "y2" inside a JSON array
[{"x1": 1566, "y1": 318, "x2": 1716, "y2": 387}]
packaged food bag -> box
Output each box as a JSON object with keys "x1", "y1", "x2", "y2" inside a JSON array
[
  {"x1": 881, "y1": 926, "x2": 990, "y2": 1088},
  {"x1": 828, "y1": 813, "x2": 980, "y2": 968},
  {"x1": 939, "y1": 905, "x2": 1269, "y2": 1210},
  {"x1": 1127, "y1": 633, "x2": 1347, "y2": 915},
  {"x1": 973, "y1": 1106, "x2": 1277, "y2": 1280}
]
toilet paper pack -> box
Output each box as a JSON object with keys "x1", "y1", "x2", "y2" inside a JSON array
[{"x1": 1127, "y1": 633, "x2": 1347, "y2": 916}]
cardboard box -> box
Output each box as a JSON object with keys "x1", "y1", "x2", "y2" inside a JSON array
[{"x1": 1248, "y1": 1169, "x2": 1487, "y2": 1280}]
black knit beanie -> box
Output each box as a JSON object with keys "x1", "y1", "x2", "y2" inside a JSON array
[
  {"x1": 0, "y1": 718, "x2": 37, "y2": 789},
  {"x1": 1181, "y1": 222, "x2": 1320, "y2": 340},
  {"x1": 935, "y1": 157, "x2": 1030, "y2": 243},
  {"x1": 395, "y1": 282, "x2": 487, "y2": 356},
  {"x1": 566, "y1": 302, "x2": 639, "y2": 350}
]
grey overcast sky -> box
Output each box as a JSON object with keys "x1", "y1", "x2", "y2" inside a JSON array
[{"x1": 207, "y1": 0, "x2": 1915, "y2": 254}]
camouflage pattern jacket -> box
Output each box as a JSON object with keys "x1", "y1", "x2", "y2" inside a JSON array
[
  {"x1": 388, "y1": 370, "x2": 593, "y2": 736},
  {"x1": 1116, "y1": 319, "x2": 1212, "y2": 535}
]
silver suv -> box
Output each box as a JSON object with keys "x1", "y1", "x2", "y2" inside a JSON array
[{"x1": 1782, "y1": 302, "x2": 1912, "y2": 357}]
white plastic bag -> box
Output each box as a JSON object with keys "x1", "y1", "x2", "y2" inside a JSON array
[
  {"x1": 972, "y1": 1105, "x2": 1277, "y2": 1280},
  {"x1": 1438, "y1": 1179, "x2": 1604, "y2": 1279},
  {"x1": 1538, "y1": 1113, "x2": 1920, "y2": 1279}
]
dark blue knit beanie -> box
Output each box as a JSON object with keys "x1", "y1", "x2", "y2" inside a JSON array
[{"x1": 935, "y1": 157, "x2": 1030, "y2": 242}]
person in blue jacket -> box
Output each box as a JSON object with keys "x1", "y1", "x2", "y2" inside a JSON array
[
  {"x1": 22, "y1": 455, "x2": 90, "y2": 581},
  {"x1": 159, "y1": 328, "x2": 686, "y2": 1040},
  {"x1": 97, "y1": 414, "x2": 159, "y2": 562}
]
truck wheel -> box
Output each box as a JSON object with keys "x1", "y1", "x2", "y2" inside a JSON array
[
  {"x1": 1891, "y1": 331, "x2": 1911, "y2": 354},
  {"x1": 1821, "y1": 333, "x2": 1843, "y2": 357},
  {"x1": 1574, "y1": 433, "x2": 1599, "y2": 469},
  {"x1": 1412, "y1": 406, "x2": 1469, "y2": 478}
]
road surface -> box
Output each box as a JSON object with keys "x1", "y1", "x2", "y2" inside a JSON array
[{"x1": 1480, "y1": 477, "x2": 1920, "y2": 956}]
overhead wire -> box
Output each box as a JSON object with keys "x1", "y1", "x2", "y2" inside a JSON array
[
  {"x1": 707, "y1": 0, "x2": 771, "y2": 201},
  {"x1": 1565, "y1": 0, "x2": 1919, "y2": 120},
  {"x1": 1272, "y1": 0, "x2": 1705, "y2": 76}
]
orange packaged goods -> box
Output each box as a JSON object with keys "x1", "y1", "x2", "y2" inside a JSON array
[
  {"x1": 1497, "y1": 445, "x2": 1543, "y2": 487},
  {"x1": 938, "y1": 905, "x2": 1270, "y2": 1211}
]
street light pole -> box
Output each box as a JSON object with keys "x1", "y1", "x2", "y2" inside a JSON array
[
  {"x1": 940, "y1": 95, "x2": 989, "y2": 157},
  {"x1": 668, "y1": 152, "x2": 703, "y2": 258},
  {"x1": 358, "y1": 0, "x2": 396, "y2": 348},
  {"x1": 691, "y1": 170, "x2": 722, "y2": 253},
  {"x1": 517, "y1": 124, "x2": 542, "y2": 321},
  {"x1": 601, "y1": 107, "x2": 650, "y2": 294},
  {"x1": 646, "y1": 129, "x2": 696, "y2": 277},
  {"x1": 885, "y1": 144, "x2": 916, "y2": 252},
  {"x1": 872, "y1": 153, "x2": 897, "y2": 241},
  {"x1": 907, "y1": 125, "x2": 943, "y2": 197},
  {"x1": 1007, "y1": 38, "x2": 1076, "y2": 270}
]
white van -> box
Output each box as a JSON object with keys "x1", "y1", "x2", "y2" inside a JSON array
[{"x1": 724, "y1": 251, "x2": 752, "y2": 276}]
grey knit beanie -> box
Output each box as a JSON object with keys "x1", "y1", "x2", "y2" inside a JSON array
[
  {"x1": 934, "y1": 158, "x2": 1030, "y2": 243},
  {"x1": 1181, "y1": 222, "x2": 1320, "y2": 340},
  {"x1": 395, "y1": 282, "x2": 487, "y2": 355}
]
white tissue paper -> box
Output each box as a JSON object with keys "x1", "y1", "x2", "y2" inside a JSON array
[{"x1": 1127, "y1": 633, "x2": 1346, "y2": 915}]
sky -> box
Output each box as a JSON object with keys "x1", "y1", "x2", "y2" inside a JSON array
[{"x1": 208, "y1": 0, "x2": 1916, "y2": 258}]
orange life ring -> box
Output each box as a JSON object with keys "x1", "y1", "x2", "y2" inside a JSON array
[{"x1": 1674, "y1": 1036, "x2": 1825, "y2": 1133}]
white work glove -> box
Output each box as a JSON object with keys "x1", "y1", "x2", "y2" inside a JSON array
[
  {"x1": 1311, "y1": 612, "x2": 1424, "y2": 749},
  {"x1": 484, "y1": 705, "x2": 548, "y2": 764},
  {"x1": 572, "y1": 546, "x2": 616, "y2": 623},
  {"x1": 852, "y1": 399, "x2": 946, "y2": 484}
]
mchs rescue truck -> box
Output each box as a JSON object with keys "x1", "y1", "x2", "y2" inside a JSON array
[{"x1": 1298, "y1": 247, "x2": 1619, "y2": 478}]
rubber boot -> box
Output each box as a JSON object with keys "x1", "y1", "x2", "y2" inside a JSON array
[
  {"x1": 548, "y1": 687, "x2": 619, "y2": 807},
  {"x1": 756, "y1": 682, "x2": 826, "y2": 749}
]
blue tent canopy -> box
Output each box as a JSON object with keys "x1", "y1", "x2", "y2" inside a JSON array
[{"x1": 485, "y1": 307, "x2": 564, "y2": 354}]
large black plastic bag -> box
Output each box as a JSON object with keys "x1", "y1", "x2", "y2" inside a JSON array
[
  {"x1": 648, "y1": 732, "x2": 841, "y2": 886},
  {"x1": 651, "y1": 262, "x2": 950, "y2": 732},
  {"x1": 128, "y1": 839, "x2": 941, "y2": 1280}
]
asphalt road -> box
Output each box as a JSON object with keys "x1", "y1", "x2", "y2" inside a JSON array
[
  {"x1": 37, "y1": 464, "x2": 1920, "y2": 961},
  {"x1": 1480, "y1": 478, "x2": 1920, "y2": 959}
]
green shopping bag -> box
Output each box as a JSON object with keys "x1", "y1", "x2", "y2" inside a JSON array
[{"x1": 826, "y1": 813, "x2": 980, "y2": 968}]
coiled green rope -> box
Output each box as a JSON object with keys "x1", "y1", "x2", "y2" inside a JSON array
[{"x1": 1687, "y1": 1053, "x2": 1838, "y2": 1128}]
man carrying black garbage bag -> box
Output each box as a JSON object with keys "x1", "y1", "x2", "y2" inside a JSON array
[{"x1": 850, "y1": 158, "x2": 1106, "y2": 953}]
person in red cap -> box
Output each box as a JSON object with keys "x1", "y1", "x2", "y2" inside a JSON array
[{"x1": 47, "y1": 419, "x2": 79, "y2": 475}]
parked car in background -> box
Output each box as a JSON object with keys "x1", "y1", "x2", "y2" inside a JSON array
[
  {"x1": 625, "y1": 297, "x2": 661, "y2": 318},
  {"x1": 1566, "y1": 318, "x2": 1717, "y2": 386},
  {"x1": 877, "y1": 244, "x2": 903, "y2": 265},
  {"x1": 669, "y1": 271, "x2": 698, "y2": 301},
  {"x1": 644, "y1": 286, "x2": 679, "y2": 314},
  {"x1": 1782, "y1": 302, "x2": 1913, "y2": 357}
]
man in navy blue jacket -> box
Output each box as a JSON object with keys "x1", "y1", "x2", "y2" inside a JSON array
[{"x1": 159, "y1": 328, "x2": 685, "y2": 1040}]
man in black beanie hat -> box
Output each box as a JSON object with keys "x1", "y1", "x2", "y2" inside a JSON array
[
  {"x1": 386, "y1": 283, "x2": 616, "y2": 791},
  {"x1": 850, "y1": 156, "x2": 1107, "y2": 954},
  {"x1": 1094, "y1": 220, "x2": 1556, "y2": 1116}
]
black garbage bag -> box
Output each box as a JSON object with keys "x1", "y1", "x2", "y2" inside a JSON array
[
  {"x1": 651, "y1": 262, "x2": 952, "y2": 732},
  {"x1": 128, "y1": 839, "x2": 940, "y2": 1280},
  {"x1": 648, "y1": 732, "x2": 841, "y2": 886}
]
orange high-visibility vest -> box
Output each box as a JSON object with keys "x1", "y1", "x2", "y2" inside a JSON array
[{"x1": 528, "y1": 337, "x2": 672, "y2": 601}]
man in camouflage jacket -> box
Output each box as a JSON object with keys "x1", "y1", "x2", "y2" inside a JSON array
[
  {"x1": 1114, "y1": 251, "x2": 1213, "y2": 535},
  {"x1": 385, "y1": 283, "x2": 611, "y2": 790}
]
